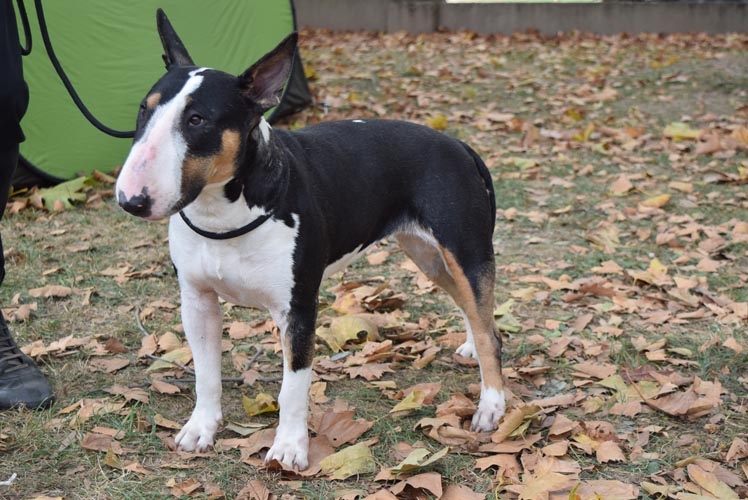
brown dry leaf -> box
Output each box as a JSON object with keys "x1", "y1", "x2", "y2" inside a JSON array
[
  {"x1": 548, "y1": 414, "x2": 579, "y2": 437},
  {"x1": 67, "y1": 398, "x2": 127, "y2": 428},
  {"x1": 138, "y1": 333, "x2": 158, "y2": 358},
  {"x1": 157, "y1": 331, "x2": 183, "y2": 353},
  {"x1": 3, "y1": 302, "x2": 37, "y2": 322},
  {"x1": 722, "y1": 337, "x2": 744, "y2": 354},
  {"x1": 415, "y1": 414, "x2": 478, "y2": 447},
  {"x1": 236, "y1": 479, "x2": 272, "y2": 500},
  {"x1": 313, "y1": 407, "x2": 373, "y2": 448},
  {"x1": 28, "y1": 285, "x2": 73, "y2": 298},
  {"x1": 362, "y1": 490, "x2": 398, "y2": 500},
  {"x1": 123, "y1": 460, "x2": 153, "y2": 476},
  {"x1": 725, "y1": 437, "x2": 748, "y2": 462},
  {"x1": 153, "y1": 413, "x2": 182, "y2": 430},
  {"x1": 170, "y1": 478, "x2": 202, "y2": 497},
  {"x1": 574, "y1": 480, "x2": 639, "y2": 499},
  {"x1": 475, "y1": 453, "x2": 521, "y2": 473},
  {"x1": 150, "y1": 379, "x2": 181, "y2": 395},
  {"x1": 573, "y1": 361, "x2": 618, "y2": 380},
  {"x1": 491, "y1": 405, "x2": 541, "y2": 444},
  {"x1": 105, "y1": 385, "x2": 149, "y2": 404},
  {"x1": 596, "y1": 440, "x2": 626, "y2": 463},
  {"x1": 687, "y1": 463, "x2": 740, "y2": 499},
  {"x1": 609, "y1": 174, "x2": 634, "y2": 196},
  {"x1": 88, "y1": 357, "x2": 130, "y2": 374},
  {"x1": 104, "y1": 337, "x2": 128, "y2": 354},
  {"x1": 366, "y1": 250, "x2": 390, "y2": 266},
  {"x1": 346, "y1": 362, "x2": 394, "y2": 381},
  {"x1": 511, "y1": 470, "x2": 577, "y2": 500},
  {"x1": 639, "y1": 377, "x2": 723, "y2": 418},
  {"x1": 586, "y1": 223, "x2": 621, "y2": 253},
  {"x1": 442, "y1": 484, "x2": 485, "y2": 500},
  {"x1": 435, "y1": 392, "x2": 476, "y2": 418},
  {"x1": 389, "y1": 471, "x2": 443, "y2": 498},
  {"x1": 81, "y1": 432, "x2": 122, "y2": 453}
]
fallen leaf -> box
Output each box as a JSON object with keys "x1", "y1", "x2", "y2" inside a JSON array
[
  {"x1": 28, "y1": 285, "x2": 73, "y2": 298},
  {"x1": 242, "y1": 393, "x2": 279, "y2": 417},
  {"x1": 664, "y1": 122, "x2": 702, "y2": 140},
  {"x1": 319, "y1": 442, "x2": 377, "y2": 480}
]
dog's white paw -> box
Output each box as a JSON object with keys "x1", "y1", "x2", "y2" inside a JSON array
[
  {"x1": 265, "y1": 429, "x2": 310, "y2": 470},
  {"x1": 471, "y1": 388, "x2": 506, "y2": 432},
  {"x1": 455, "y1": 341, "x2": 477, "y2": 359},
  {"x1": 175, "y1": 409, "x2": 223, "y2": 452}
]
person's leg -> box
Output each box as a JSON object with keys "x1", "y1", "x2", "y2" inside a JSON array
[
  {"x1": 0, "y1": 146, "x2": 54, "y2": 410},
  {"x1": 0, "y1": 0, "x2": 54, "y2": 409}
]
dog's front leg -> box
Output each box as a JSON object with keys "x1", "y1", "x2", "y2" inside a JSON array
[
  {"x1": 265, "y1": 304, "x2": 315, "y2": 470},
  {"x1": 174, "y1": 287, "x2": 224, "y2": 452}
]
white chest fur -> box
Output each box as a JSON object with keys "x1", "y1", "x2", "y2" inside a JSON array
[{"x1": 169, "y1": 210, "x2": 299, "y2": 313}]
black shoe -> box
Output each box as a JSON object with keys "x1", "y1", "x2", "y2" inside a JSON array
[{"x1": 0, "y1": 317, "x2": 54, "y2": 410}]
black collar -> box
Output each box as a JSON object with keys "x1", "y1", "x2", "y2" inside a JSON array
[{"x1": 178, "y1": 210, "x2": 272, "y2": 240}]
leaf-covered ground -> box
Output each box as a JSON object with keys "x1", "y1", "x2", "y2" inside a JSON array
[{"x1": 1, "y1": 29, "x2": 747, "y2": 500}]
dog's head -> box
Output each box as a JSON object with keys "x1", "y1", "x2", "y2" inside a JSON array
[{"x1": 116, "y1": 9, "x2": 296, "y2": 219}]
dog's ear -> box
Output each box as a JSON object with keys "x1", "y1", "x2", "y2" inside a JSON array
[
  {"x1": 157, "y1": 9, "x2": 195, "y2": 69},
  {"x1": 238, "y1": 33, "x2": 298, "y2": 112}
]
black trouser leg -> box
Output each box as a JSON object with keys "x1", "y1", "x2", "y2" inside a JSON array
[{"x1": 0, "y1": 145, "x2": 19, "y2": 286}]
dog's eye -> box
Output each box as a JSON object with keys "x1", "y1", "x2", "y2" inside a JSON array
[{"x1": 188, "y1": 114, "x2": 205, "y2": 127}]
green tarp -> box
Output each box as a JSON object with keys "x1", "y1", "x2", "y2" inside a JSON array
[{"x1": 16, "y1": 0, "x2": 310, "y2": 186}]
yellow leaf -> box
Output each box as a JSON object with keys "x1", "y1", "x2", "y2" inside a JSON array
[
  {"x1": 641, "y1": 193, "x2": 671, "y2": 208},
  {"x1": 390, "y1": 390, "x2": 427, "y2": 414},
  {"x1": 242, "y1": 393, "x2": 279, "y2": 417},
  {"x1": 316, "y1": 315, "x2": 377, "y2": 352},
  {"x1": 146, "y1": 346, "x2": 192, "y2": 372},
  {"x1": 426, "y1": 114, "x2": 448, "y2": 131},
  {"x1": 663, "y1": 122, "x2": 702, "y2": 140},
  {"x1": 494, "y1": 298, "x2": 515, "y2": 317},
  {"x1": 391, "y1": 447, "x2": 450, "y2": 474},
  {"x1": 573, "y1": 123, "x2": 596, "y2": 142},
  {"x1": 319, "y1": 442, "x2": 377, "y2": 480}
]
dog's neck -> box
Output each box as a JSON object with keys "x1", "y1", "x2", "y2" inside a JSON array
[{"x1": 178, "y1": 119, "x2": 289, "y2": 234}]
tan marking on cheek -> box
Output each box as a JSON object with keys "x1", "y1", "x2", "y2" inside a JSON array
[
  {"x1": 146, "y1": 92, "x2": 161, "y2": 109},
  {"x1": 181, "y1": 155, "x2": 208, "y2": 194},
  {"x1": 206, "y1": 130, "x2": 240, "y2": 184}
]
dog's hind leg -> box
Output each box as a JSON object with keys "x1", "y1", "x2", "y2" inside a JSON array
[
  {"x1": 175, "y1": 288, "x2": 224, "y2": 451},
  {"x1": 396, "y1": 230, "x2": 505, "y2": 431}
]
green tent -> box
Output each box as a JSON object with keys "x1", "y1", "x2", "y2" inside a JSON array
[{"x1": 15, "y1": 0, "x2": 311, "y2": 187}]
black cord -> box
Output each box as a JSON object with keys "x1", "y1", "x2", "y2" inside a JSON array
[
  {"x1": 16, "y1": 0, "x2": 31, "y2": 55},
  {"x1": 34, "y1": 0, "x2": 135, "y2": 139}
]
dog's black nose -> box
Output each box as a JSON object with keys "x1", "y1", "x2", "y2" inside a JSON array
[{"x1": 118, "y1": 190, "x2": 153, "y2": 218}]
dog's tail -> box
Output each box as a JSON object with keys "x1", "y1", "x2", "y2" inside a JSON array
[{"x1": 461, "y1": 142, "x2": 496, "y2": 233}]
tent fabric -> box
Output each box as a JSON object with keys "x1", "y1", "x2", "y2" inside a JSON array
[{"x1": 14, "y1": 0, "x2": 311, "y2": 188}]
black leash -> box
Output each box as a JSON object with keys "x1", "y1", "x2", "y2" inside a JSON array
[
  {"x1": 29, "y1": 0, "x2": 135, "y2": 139},
  {"x1": 178, "y1": 210, "x2": 273, "y2": 240},
  {"x1": 15, "y1": 0, "x2": 31, "y2": 55}
]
